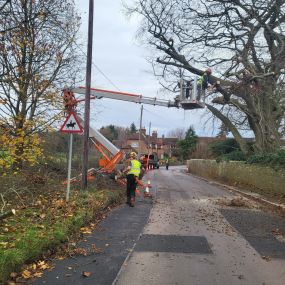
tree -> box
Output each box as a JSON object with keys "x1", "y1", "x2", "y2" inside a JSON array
[
  {"x1": 216, "y1": 123, "x2": 230, "y2": 138},
  {"x1": 0, "y1": 0, "x2": 10, "y2": 14},
  {"x1": 177, "y1": 126, "x2": 198, "y2": 160},
  {"x1": 209, "y1": 139, "x2": 241, "y2": 157},
  {"x1": 100, "y1": 125, "x2": 119, "y2": 142},
  {"x1": 0, "y1": 0, "x2": 82, "y2": 168},
  {"x1": 127, "y1": 0, "x2": 285, "y2": 154},
  {"x1": 116, "y1": 126, "x2": 128, "y2": 145},
  {"x1": 167, "y1": 128, "x2": 185, "y2": 139},
  {"x1": 129, "y1": 122, "x2": 137, "y2": 134}
]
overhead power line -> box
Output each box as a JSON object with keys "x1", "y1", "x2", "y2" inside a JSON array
[
  {"x1": 48, "y1": 10, "x2": 122, "y2": 92},
  {"x1": 75, "y1": 42, "x2": 122, "y2": 92}
]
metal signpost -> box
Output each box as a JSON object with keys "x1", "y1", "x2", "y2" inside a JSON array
[{"x1": 60, "y1": 112, "x2": 84, "y2": 202}]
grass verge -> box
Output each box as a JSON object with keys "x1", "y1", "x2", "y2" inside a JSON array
[{"x1": 0, "y1": 185, "x2": 124, "y2": 284}]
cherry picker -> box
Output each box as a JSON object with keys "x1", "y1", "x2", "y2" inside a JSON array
[{"x1": 63, "y1": 78, "x2": 204, "y2": 177}]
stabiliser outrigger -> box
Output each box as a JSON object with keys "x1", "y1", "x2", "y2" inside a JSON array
[{"x1": 62, "y1": 82, "x2": 204, "y2": 186}]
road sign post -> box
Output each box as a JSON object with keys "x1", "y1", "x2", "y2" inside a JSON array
[
  {"x1": 60, "y1": 112, "x2": 83, "y2": 202},
  {"x1": 60, "y1": 111, "x2": 84, "y2": 134},
  {"x1": 66, "y1": 133, "x2": 73, "y2": 202}
]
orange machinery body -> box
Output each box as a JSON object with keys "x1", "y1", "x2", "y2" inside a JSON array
[{"x1": 93, "y1": 141, "x2": 125, "y2": 174}]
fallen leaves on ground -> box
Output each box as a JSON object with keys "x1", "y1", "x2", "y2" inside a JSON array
[
  {"x1": 9, "y1": 260, "x2": 54, "y2": 282},
  {"x1": 80, "y1": 227, "x2": 92, "y2": 234},
  {"x1": 21, "y1": 270, "x2": 31, "y2": 279},
  {"x1": 216, "y1": 197, "x2": 257, "y2": 208},
  {"x1": 82, "y1": 271, "x2": 92, "y2": 277},
  {"x1": 73, "y1": 247, "x2": 88, "y2": 256},
  {"x1": 272, "y1": 228, "x2": 285, "y2": 242},
  {"x1": 262, "y1": 255, "x2": 272, "y2": 262},
  {"x1": 1, "y1": 171, "x2": 124, "y2": 284}
]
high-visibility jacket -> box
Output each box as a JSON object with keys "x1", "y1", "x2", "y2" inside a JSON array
[
  {"x1": 128, "y1": 159, "x2": 141, "y2": 177},
  {"x1": 198, "y1": 73, "x2": 209, "y2": 90}
]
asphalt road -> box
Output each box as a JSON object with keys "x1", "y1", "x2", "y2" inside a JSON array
[
  {"x1": 34, "y1": 166, "x2": 285, "y2": 285},
  {"x1": 115, "y1": 166, "x2": 285, "y2": 285}
]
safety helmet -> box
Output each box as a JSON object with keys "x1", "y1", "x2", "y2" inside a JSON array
[
  {"x1": 205, "y1": 68, "x2": 212, "y2": 75},
  {"x1": 129, "y1": 151, "x2": 137, "y2": 158}
]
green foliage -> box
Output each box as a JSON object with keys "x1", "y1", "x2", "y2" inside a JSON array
[
  {"x1": 0, "y1": 188, "x2": 124, "y2": 283},
  {"x1": 209, "y1": 138, "x2": 240, "y2": 157},
  {"x1": 178, "y1": 126, "x2": 198, "y2": 160},
  {"x1": 100, "y1": 125, "x2": 119, "y2": 142},
  {"x1": 163, "y1": 152, "x2": 169, "y2": 159},
  {"x1": 0, "y1": 0, "x2": 82, "y2": 169},
  {"x1": 168, "y1": 156, "x2": 183, "y2": 165},
  {"x1": 129, "y1": 122, "x2": 137, "y2": 134},
  {"x1": 247, "y1": 149, "x2": 285, "y2": 169},
  {"x1": 216, "y1": 150, "x2": 247, "y2": 162},
  {"x1": 208, "y1": 138, "x2": 285, "y2": 167}
]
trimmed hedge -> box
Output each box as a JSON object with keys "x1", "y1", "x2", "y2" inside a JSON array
[{"x1": 187, "y1": 159, "x2": 285, "y2": 197}]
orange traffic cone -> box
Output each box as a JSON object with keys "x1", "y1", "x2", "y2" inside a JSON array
[
  {"x1": 144, "y1": 180, "x2": 152, "y2": 198},
  {"x1": 135, "y1": 188, "x2": 141, "y2": 196}
]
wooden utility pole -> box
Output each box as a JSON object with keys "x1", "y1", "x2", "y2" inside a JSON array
[
  {"x1": 138, "y1": 105, "x2": 143, "y2": 158},
  {"x1": 82, "y1": 0, "x2": 94, "y2": 190},
  {"x1": 147, "y1": 122, "x2": 151, "y2": 169}
]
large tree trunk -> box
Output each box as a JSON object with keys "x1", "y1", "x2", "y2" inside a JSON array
[
  {"x1": 210, "y1": 79, "x2": 283, "y2": 154},
  {"x1": 206, "y1": 104, "x2": 251, "y2": 155},
  {"x1": 13, "y1": 118, "x2": 25, "y2": 169},
  {"x1": 246, "y1": 81, "x2": 282, "y2": 153}
]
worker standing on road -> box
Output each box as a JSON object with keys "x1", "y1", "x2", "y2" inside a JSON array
[
  {"x1": 165, "y1": 158, "x2": 169, "y2": 170},
  {"x1": 197, "y1": 68, "x2": 213, "y2": 101},
  {"x1": 124, "y1": 152, "x2": 141, "y2": 207}
]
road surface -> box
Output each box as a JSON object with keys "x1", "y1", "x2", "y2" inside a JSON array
[
  {"x1": 114, "y1": 166, "x2": 285, "y2": 285},
  {"x1": 34, "y1": 166, "x2": 285, "y2": 285}
]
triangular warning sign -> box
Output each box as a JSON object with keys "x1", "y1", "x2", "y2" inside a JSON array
[{"x1": 60, "y1": 111, "x2": 84, "y2": 133}]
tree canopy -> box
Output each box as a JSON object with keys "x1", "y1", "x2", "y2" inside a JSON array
[
  {"x1": 127, "y1": 0, "x2": 285, "y2": 154},
  {"x1": 0, "y1": 0, "x2": 82, "y2": 168},
  {"x1": 177, "y1": 126, "x2": 198, "y2": 160},
  {"x1": 129, "y1": 122, "x2": 137, "y2": 133}
]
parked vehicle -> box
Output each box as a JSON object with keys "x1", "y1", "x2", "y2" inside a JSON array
[{"x1": 141, "y1": 153, "x2": 159, "y2": 169}]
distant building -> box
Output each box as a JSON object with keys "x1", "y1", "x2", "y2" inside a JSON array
[
  {"x1": 113, "y1": 128, "x2": 179, "y2": 159},
  {"x1": 113, "y1": 130, "x2": 285, "y2": 160}
]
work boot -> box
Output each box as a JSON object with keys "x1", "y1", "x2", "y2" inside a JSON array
[{"x1": 130, "y1": 197, "x2": 135, "y2": 207}]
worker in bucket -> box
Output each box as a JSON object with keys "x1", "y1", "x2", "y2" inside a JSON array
[
  {"x1": 197, "y1": 68, "x2": 213, "y2": 101},
  {"x1": 124, "y1": 151, "x2": 141, "y2": 207}
]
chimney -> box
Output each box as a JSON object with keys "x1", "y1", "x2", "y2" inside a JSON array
[
  {"x1": 140, "y1": 127, "x2": 146, "y2": 135},
  {"x1": 152, "y1": 130, "x2": 157, "y2": 140}
]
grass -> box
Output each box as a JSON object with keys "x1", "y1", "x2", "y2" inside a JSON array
[{"x1": 0, "y1": 185, "x2": 124, "y2": 284}]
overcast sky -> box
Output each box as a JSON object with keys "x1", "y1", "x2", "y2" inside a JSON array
[{"x1": 73, "y1": 0, "x2": 216, "y2": 137}]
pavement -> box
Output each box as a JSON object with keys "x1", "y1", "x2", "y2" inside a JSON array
[{"x1": 33, "y1": 166, "x2": 285, "y2": 285}]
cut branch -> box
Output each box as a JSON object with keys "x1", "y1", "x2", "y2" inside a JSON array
[{"x1": 0, "y1": 209, "x2": 16, "y2": 220}]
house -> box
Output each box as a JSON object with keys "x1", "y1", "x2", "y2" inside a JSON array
[{"x1": 114, "y1": 128, "x2": 179, "y2": 159}]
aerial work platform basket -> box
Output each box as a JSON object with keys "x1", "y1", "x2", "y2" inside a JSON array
[
  {"x1": 178, "y1": 76, "x2": 206, "y2": 110},
  {"x1": 180, "y1": 100, "x2": 205, "y2": 110}
]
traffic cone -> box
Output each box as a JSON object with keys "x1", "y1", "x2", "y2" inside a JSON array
[
  {"x1": 135, "y1": 188, "x2": 141, "y2": 196},
  {"x1": 144, "y1": 180, "x2": 152, "y2": 198}
]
